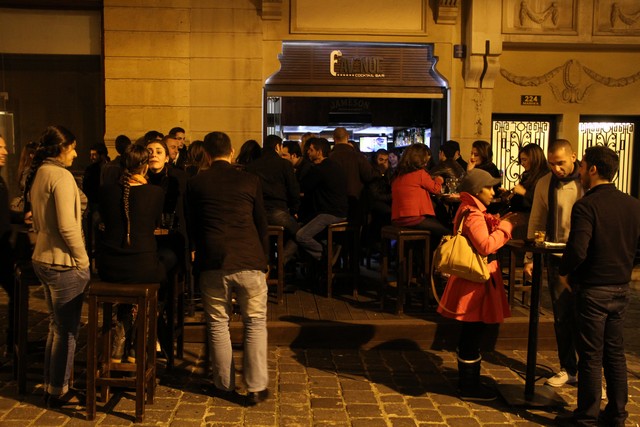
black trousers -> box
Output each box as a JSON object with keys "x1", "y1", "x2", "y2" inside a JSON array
[{"x1": 574, "y1": 284, "x2": 629, "y2": 426}]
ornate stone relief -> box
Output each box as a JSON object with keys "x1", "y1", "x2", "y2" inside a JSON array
[
  {"x1": 261, "y1": 0, "x2": 282, "y2": 20},
  {"x1": 502, "y1": 0, "x2": 577, "y2": 34},
  {"x1": 610, "y1": 3, "x2": 640, "y2": 27},
  {"x1": 519, "y1": 0, "x2": 559, "y2": 26},
  {"x1": 594, "y1": 1, "x2": 640, "y2": 35},
  {"x1": 472, "y1": 89, "x2": 485, "y2": 136},
  {"x1": 435, "y1": 0, "x2": 459, "y2": 25},
  {"x1": 500, "y1": 59, "x2": 640, "y2": 103}
]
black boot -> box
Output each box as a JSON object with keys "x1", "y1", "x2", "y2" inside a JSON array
[{"x1": 457, "y1": 356, "x2": 497, "y2": 401}]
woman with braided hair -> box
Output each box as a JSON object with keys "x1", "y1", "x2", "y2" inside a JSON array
[
  {"x1": 97, "y1": 144, "x2": 165, "y2": 363},
  {"x1": 24, "y1": 125, "x2": 90, "y2": 407}
]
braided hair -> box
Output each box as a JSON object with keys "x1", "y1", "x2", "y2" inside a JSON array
[
  {"x1": 23, "y1": 126, "x2": 76, "y2": 211},
  {"x1": 121, "y1": 144, "x2": 150, "y2": 247}
]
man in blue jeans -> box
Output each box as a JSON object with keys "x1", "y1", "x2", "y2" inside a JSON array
[
  {"x1": 557, "y1": 146, "x2": 640, "y2": 426},
  {"x1": 186, "y1": 131, "x2": 270, "y2": 405}
]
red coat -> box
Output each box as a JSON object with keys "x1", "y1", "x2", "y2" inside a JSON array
[
  {"x1": 437, "y1": 192, "x2": 513, "y2": 324},
  {"x1": 391, "y1": 169, "x2": 441, "y2": 220}
]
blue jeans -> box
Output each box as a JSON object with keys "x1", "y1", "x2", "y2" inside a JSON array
[
  {"x1": 574, "y1": 284, "x2": 629, "y2": 426},
  {"x1": 33, "y1": 262, "x2": 90, "y2": 396},
  {"x1": 199, "y1": 269, "x2": 268, "y2": 392},
  {"x1": 267, "y1": 208, "x2": 299, "y2": 241},
  {"x1": 295, "y1": 213, "x2": 346, "y2": 261},
  {"x1": 546, "y1": 256, "x2": 578, "y2": 376}
]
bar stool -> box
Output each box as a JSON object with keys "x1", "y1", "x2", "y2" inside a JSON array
[
  {"x1": 506, "y1": 248, "x2": 533, "y2": 306},
  {"x1": 12, "y1": 261, "x2": 45, "y2": 394},
  {"x1": 266, "y1": 225, "x2": 285, "y2": 304},
  {"x1": 326, "y1": 221, "x2": 360, "y2": 298},
  {"x1": 86, "y1": 281, "x2": 160, "y2": 423},
  {"x1": 379, "y1": 226, "x2": 431, "y2": 314}
]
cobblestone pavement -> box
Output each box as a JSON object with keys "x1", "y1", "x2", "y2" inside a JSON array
[{"x1": 0, "y1": 276, "x2": 638, "y2": 426}]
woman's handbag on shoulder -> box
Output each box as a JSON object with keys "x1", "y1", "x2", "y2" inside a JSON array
[{"x1": 433, "y1": 210, "x2": 490, "y2": 283}]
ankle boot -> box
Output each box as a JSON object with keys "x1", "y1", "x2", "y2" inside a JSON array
[
  {"x1": 111, "y1": 321, "x2": 126, "y2": 363},
  {"x1": 457, "y1": 355, "x2": 497, "y2": 401}
]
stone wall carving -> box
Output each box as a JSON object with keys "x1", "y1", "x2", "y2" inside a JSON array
[
  {"x1": 473, "y1": 89, "x2": 485, "y2": 136},
  {"x1": 500, "y1": 59, "x2": 640, "y2": 103},
  {"x1": 594, "y1": 0, "x2": 640, "y2": 35},
  {"x1": 519, "y1": 0, "x2": 559, "y2": 26},
  {"x1": 502, "y1": 0, "x2": 577, "y2": 35}
]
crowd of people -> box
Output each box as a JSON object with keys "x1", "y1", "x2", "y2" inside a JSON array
[{"x1": 0, "y1": 126, "x2": 639, "y2": 426}]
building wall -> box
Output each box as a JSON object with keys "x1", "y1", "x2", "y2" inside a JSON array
[
  {"x1": 101, "y1": 0, "x2": 640, "y2": 155},
  {"x1": 103, "y1": 0, "x2": 461, "y2": 150}
]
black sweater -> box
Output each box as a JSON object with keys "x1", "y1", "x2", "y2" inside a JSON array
[
  {"x1": 97, "y1": 183, "x2": 165, "y2": 283},
  {"x1": 560, "y1": 183, "x2": 640, "y2": 286},
  {"x1": 245, "y1": 150, "x2": 300, "y2": 214},
  {"x1": 300, "y1": 158, "x2": 348, "y2": 219}
]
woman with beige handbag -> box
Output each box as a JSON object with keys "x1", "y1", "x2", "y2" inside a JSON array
[{"x1": 436, "y1": 169, "x2": 523, "y2": 401}]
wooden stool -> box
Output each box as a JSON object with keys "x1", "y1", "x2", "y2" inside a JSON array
[
  {"x1": 380, "y1": 226, "x2": 431, "y2": 314},
  {"x1": 86, "y1": 281, "x2": 160, "y2": 422},
  {"x1": 506, "y1": 248, "x2": 533, "y2": 306},
  {"x1": 266, "y1": 225, "x2": 285, "y2": 304},
  {"x1": 12, "y1": 261, "x2": 46, "y2": 394},
  {"x1": 326, "y1": 221, "x2": 360, "y2": 299}
]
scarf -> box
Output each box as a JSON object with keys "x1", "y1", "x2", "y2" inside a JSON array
[{"x1": 546, "y1": 161, "x2": 580, "y2": 241}]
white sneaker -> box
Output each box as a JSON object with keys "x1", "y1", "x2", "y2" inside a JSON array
[{"x1": 545, "y1": 370, "x2": 577, "y2": 387}]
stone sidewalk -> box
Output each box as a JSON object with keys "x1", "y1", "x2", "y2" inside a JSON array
[
  {"x1": 0, "y1": 271, "x2": 639, "y2": 426},
  {"x1": 0, "y1": 341, "x2": 639, "y2": 426}
]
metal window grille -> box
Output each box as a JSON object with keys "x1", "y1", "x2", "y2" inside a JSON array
[
  {"x1": 578, "y1": 122, "x2": 634, "y2": 194},
  {"x1": 491, "y1": 120, "x2": 551, "y2": 190}
]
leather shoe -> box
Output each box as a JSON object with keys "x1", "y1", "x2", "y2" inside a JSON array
[
  {"x1": 207, "y1": 386, "x2": 244, "y2": 404},
  {"x1": 45, "y1": 390, "x2": 86, "y2": 409},
  {"x1": 246, "y1": 389, "x2": 269, "y2": 405}
]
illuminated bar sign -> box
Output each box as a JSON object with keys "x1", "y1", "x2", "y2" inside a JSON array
[
  {"x1": 521, "y1": 95, "x2": 541, "y2": 106},
  {"x1": 330, "y1": 50, "x2": 384, "y2": 78},
  {"x1": 265, "y1": 41, "x2": 449, "y2": 93}
]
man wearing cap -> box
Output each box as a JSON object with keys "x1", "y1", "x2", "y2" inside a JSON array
[{"x1": 525, "y1": 139, "x2": 584, "y2": 388}]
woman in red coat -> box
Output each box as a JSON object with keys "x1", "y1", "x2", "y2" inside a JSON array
[
  {"x1": 437, "y1": 169, "x2": 523, "y2": 401},
  {"x1": 391, "y1": 144, "x2": 448, "y2": 246}
]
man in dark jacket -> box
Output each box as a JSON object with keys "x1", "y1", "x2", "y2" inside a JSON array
[
  {"x1": 430, "y1": 140, "x2": 466, "y2": 181},
  {"x1": 284, "y1": 137, "x2": 348, "y2": 263},
  {"x1": 186, "y1": 131, "x2": 270, "y2": 405},
  {"x1": 329, "y1": 127, "x2": 377, "y2": 223},
  {"x1": 246, "y1": 135, "x2": 300, "y2": 239},
  {"x1": 557, "y1": 146, "x2": 640, "y2": 427}
]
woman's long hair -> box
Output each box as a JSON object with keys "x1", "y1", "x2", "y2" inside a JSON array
[
  {"x1": 16, "y1": 141, "x2": 38, "y2": 190},
  {"x1": 186, "y1": 140, "x2": 206, "y2": 174},
  {"x1": 519, "y1": 143, "x2": 550, "y2": 188},
  {"x1": 396, "y1": 143, "x2": 431, "y2": 176},
  {"x1": 23, "y1": 125, "x2": 76, "y2": 205},
  {"x1": 235, "y1": 139, "x2": 262, "y2": 165},
  {"x1": 121, "y1": 144, "x2": 150, "y2": 247},
  {"x1": 472, "y1": 140, "x2": 493, "y2": 165}
]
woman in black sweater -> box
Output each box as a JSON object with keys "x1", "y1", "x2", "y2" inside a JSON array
[{"x1": 98, "y1": 144, "x2": 165, "y2": 362}]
